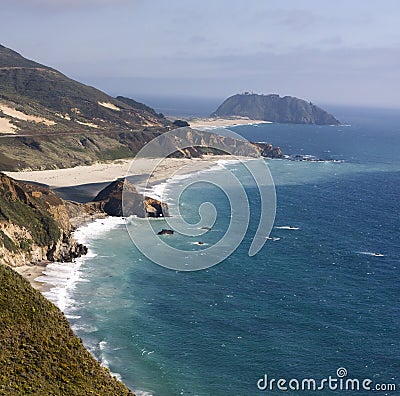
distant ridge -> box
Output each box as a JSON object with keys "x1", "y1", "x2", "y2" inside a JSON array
[
  {"x1": 0, "y1": 44, "x2": 170, "y2": 134},
  {"x1": 0, "y1": 45, "x2": 283, "y2": 171},
  {"x1": 211, "y1": 93, "x2": 340, "y2": 125}
]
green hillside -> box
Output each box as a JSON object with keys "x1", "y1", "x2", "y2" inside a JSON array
[{"x1": 0, "y1": 264, "x2": 134, "y2": 395}]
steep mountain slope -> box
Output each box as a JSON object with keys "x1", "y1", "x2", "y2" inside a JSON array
[
  {"x1": 0, "y1": 44, "x2": 170, "y2": 135},
  {"x1": 0, "y1": 264, "x2": 134, "y2": 395},
  {"x1": 211, "y1": 93, "x2": 340, "y2": 125}
]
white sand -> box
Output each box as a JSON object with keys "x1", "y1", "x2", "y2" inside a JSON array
[
  {"x1": 5, "y1": 155, "x2": 244, "y2": 190},
  {"x1": 188, "y1": 117, "x2": 271, "y2": 129},
  {"x1": 0, "y1": 117, "x2": 17, "y2": 134},
  {"x1": 76, "y1": 120, "x2": 99, "y2": 128},
  {"x1": 98, "y1": 101, "x2": 120, "y2": 111},
  {"x1": 0, "y1": 103, "x2": 56, "y2": 126}
]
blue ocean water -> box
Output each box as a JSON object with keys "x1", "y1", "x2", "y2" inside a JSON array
[{"x1": 41, "y1": 107, "x2": 399, "y2": 395}]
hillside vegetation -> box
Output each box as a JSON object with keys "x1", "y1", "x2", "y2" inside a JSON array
[
  {"x1": 0, "y1": 264, "x2": 134, "y2": 395},
  {"x1": 0, "y1": 173, "x2": 87, "y2": 266},
  {"x1": 0, "y1": 44, "x2": 170, "y2": 135}
]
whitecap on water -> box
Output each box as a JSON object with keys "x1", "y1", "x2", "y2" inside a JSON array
[
  {"x1": 275, "y1": 226, "x2": 300, "y2": 230},
  {"x1": 357, "y1": 251, "x2": 385, "y2": 257}
]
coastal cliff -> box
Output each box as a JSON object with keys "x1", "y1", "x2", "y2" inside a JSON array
[
  {"x1": 211, "y1": 93, "x2": 340, "y2": 125},
  {"x1": 0, "y1": 173, "x2": 168, "y2": 267},
  {"x1": 160, "y1": 127, "x2": 283, "y2": 159},
  {"x1": 0, "y1": 45, "x2": 282, "y2": 171},
  {"x1": 0, "y1": 173, "x2": 87, "y2": 267},
  {"x1": 0, "y1": 173, "x2": 171, "y2": 394}
]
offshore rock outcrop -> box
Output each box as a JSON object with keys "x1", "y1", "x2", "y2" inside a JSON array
[
  {"x1": 92, "y1": 178, "x2": 168, "y2": 218},
  {"x1": 252, "y1": 142, "x2": 283, "y2": 158},
  {"x1": 211, "y1": 93, "x2": 340, "y2": 125}
]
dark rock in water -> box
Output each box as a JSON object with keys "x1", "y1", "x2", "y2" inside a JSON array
[
  {"x1": 211, "y1": 93, "x2": 340, "y2": 125},
  {"x1": 201, "y1": 227, "x2": 212, "y2": 231},
  {"x1": 92, "y1": 178, "x2": 168, "y2": 218},
  {"x1": 145, "y1": 197, "x2": 168, "y2": 218},
  {"x1": 157, "y1": 229, "x2": 174, "y2": 235},
  {"x1": 253, "y1": 142, "x2": 283, "y2": 158},
  {"x1": 173, "y1": 119, "x2": 190, "y2": 127}
]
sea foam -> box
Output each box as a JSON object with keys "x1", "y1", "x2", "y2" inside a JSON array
[{"x1": 35, "y1": 217, "x2": 126, "y2": 312}]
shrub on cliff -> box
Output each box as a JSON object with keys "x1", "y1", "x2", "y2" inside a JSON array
[{"x1": 0, "y1": 264, "x2": 134, "y2": 395}]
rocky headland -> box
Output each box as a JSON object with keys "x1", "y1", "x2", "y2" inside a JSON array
[{"x1": 211, "y1": 93, "x2": 340, "y2": 125}]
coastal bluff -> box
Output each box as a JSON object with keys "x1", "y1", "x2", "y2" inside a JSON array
[
  {"x1": 0, "y1": 173, "x2": 168, "y2": 267},
  {"x1": 0, "y1": 173, "x2": 87, "y2": 267},
  {"x1": 211, "y1": 93, "x2": 340, "y2": 125},
  {"x1": 0, "y1": 173, "x2": 171, "y2": 394},
  {"x1": 0, "y1": 45, "x2": 283, "y2": 171}
]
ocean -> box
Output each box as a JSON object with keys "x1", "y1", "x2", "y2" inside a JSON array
[{"x1": 38, "y1": 106, "x2": 399, "y2": 395}]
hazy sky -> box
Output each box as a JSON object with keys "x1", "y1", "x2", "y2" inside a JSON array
[{"x1": 1, "y1": 0, "x2": 400, "y2": 108}]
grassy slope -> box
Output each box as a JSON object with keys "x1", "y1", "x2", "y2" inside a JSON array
[
  {"x1": 0, "y1": 45, "x2": 171, "y2": 135},
  {"x1": 0, "y1": 130, "x2": 163, "y2": 171},
  {"x1": 0, "y1": 264, "x2": 134, "y2": 395}
]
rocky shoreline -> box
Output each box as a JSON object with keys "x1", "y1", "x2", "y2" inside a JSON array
[{"x1": 0, "y1": 173, "x2": 167, "y2": 271}]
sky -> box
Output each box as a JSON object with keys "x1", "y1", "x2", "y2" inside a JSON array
[{"x1": 1, "y1": 0, "x2": 400, "y2": 109}]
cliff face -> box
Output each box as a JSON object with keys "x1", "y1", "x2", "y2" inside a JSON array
[
  {"x1": 0, "y1": 174, "x2": 165, "y2": 394},
  {"x1": 211, "y1": 93, "x2": 340, "y2": 125},
  {"x1": 0, "y1": 264, "x2": 134, "y2": 395},
  {"x1": 252, "y1": 142, "x2": 283, "y2": 158},
  {"x1": 154, "y1": 127, "x2": 283, "y2": 159},
  {"x1": 0, "y1": 173, "x2": 86, "y2": 267}
]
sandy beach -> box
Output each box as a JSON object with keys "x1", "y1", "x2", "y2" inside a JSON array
[
  {"x1": 5, "y1": 155, "x2": 244, "y2": 191},
  {"x1": 187, "y1": 117, "x2": 271, "y2": 129},
  {"x1": 14, "y1": 263, "x2": 51, "y2": 292}
]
